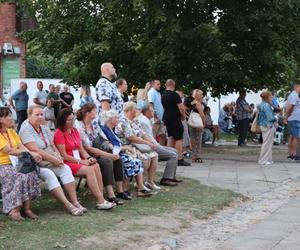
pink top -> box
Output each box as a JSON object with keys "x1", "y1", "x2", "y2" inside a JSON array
[{"x1": 54, "y1": 128, "x2": 82, "y2": 175}]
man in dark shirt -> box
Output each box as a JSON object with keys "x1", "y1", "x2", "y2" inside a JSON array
[
  {"x1": 116, "y1": 78, "x2": 129, "y2": 103},
  {"x1": 48, "y1": 84, "x2": 61, "y2": 118},
  {"x1": 60, "y1": 85, "x2": 74, "y2": 109},
  {"x1": 162, "y1": 79, "x2": 190, "y2": 166},
  {"x1": 235, "y1": 90, "x2": 253, "y2": 146}
]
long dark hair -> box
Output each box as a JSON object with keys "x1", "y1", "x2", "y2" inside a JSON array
[
  {"x1": 76, "y1": 103, "x2": 96, "y2": 121},
  {"x1": 56, "y1": 108, "x2": 74, "y2": 130}
]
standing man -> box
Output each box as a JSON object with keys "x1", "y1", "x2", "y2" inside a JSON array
[
  {"x1": 285, "y1": 83, "x2": 300, "y2": 160},
  {"x1": 9, "y1": 81, "x2": 29, "y2": 132},
  {"x1": 48, "y1": 84, "x2": 61, "y2": 118},
  {"x1": 235, "y1": 90, "x2": 253, "y2": 146},
  {"x1": 147, "y1": 79, "x2": 166, "y2": 145},
  {"x1": 137, "y1": 104, "x2": 180, "y2": 186},
  {"x1": 95, "y1": 62, "x2": 124, "y2": 116},
  {"x1": 116, "y1": 78, "x2": 129, "y2": 103},
  {"x1": 33, "y1": 80, "x2": 48, "y2": 107},
  {"x1": 161, "y1": 79, "x2": 190, "y2": 166},
  {"x1": 60, "y1": 85, "x2": 74, "y2": 109}
]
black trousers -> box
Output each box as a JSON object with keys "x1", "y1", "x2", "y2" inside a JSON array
[
  {"x1": 96, "y1": 157, "x2": 124, "y2": 187},
  {"x1": 16, "y1": 110, "x2": 28, "y2": 132},
  {"x1": 238, "y1": 118, "x2": 250, "y2": 146}
]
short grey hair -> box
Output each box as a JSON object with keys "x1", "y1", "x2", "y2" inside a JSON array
[
  {"x1": 100, "y1": 110, "x2": 119, "y2": 125},
  {"x1": 123, "y1": 101, "x2": 136, "y2": 113}
]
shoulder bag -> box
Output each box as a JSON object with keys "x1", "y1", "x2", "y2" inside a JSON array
[
  {"x1": 250, "y1": 111, "x2": 261, "y2": 134},
  {"x1": 188, "y1": 110, "x2": 204, "y2": 128}
]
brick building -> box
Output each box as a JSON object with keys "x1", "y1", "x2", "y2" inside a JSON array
[{"x1": 0, "y1": 2, "x2": 26, "y2": 95}]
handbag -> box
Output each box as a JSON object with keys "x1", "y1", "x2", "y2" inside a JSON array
[
  {"x1": 250, "y1": 112, "x2": 261, "y2": 134},
  {"x1": 92, "y1": 134, "x2": 112, "y2": 152},
  {"x1": 38, "y1": 146, "x2": 60, "y2": 168},
  {"x1": 188, "y1": 111, "x2": 203, "y2": 128},
  {"x1": 17, "y1": 152, "x2": 39, "y2": 174}
]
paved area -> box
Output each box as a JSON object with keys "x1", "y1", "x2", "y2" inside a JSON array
[{"x1": 155, "y1": 158, "x2": 300, "y2": 250}]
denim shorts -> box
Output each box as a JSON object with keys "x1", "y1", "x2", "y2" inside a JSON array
[{"x1": 288, "y1": 120, "x2": 300, "y2": 138}]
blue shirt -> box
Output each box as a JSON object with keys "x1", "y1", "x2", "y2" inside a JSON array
[
  {"x1": 147, "y1": 88, "x2": 164, "y2": 121},
  {"x1": 11, "y1": 89, "x2": 28, "y2": 111},
  {"x1": 258, "y1": 101, "x2": 276, "y2": 127}
]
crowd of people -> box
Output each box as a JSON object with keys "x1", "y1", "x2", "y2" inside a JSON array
[{"x1": 0, "y1": 61, "x2": 299, "y2": 221}]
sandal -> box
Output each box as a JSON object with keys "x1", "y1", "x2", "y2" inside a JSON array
[
  {"x1": 74, "y1": 202, "x2": 88, "y2": 213},
  {"x1": 22, "y1": 209, "x2": 39, "y2": 220},
  {"x1": 137, "y1": 189, "x2": 152, "y2": 197},
  {"x1": 8, "y1": 210, "x2": 25, "y2": 221},
  {"x1": 193, "y1": 158, "x2": 203, "y2": 163},
  {"x1": 67, "y1": 204, "x2": 83, "y2": 216}
]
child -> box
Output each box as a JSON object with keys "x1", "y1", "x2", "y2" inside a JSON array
[{"x1": 43, "y1": 99, "x2": 56, "y2": 131}]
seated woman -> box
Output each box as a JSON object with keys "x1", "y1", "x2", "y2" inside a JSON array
[
  {"x1": 218, "y1": 104, "x2": 233, "y2": 133},
  {"x1": 100, "y1": 110, "x2": 152, "y2": 197},
  {"x1": 75, "y1": 103, "x2": 128, "y2": 204},
  {"x1": 53, "y1": 108, "x2": 115, "y2": 210},
  {"x1": 0, "y1": 107, "x2": 41, "y2": 221},
  {"x1": 204, "y1": 106, "x2": 220, "y2": 145},
  {"x1": 19, "y1": 105, "x2": 85, "y2": 216},
  {"x1": 115, "y1": 101, "x2": 160, "y2": 191}
]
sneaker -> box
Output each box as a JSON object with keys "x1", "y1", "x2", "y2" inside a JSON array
[
  {"x1": 144, "y1": 181, "x2": 161, "y2": 191},
  {"x1": 294, "y1": 156, "x2": 300, "y2": 161},
  {"x1": 143, "y1": 185, "x2": 152, "y2": 192},
  {"x1": 264, "y1": 161, "x2": 274, "y2": 165},
  {"x1": 178, "y1": 159, "x2": 191, "y2": 166},
  {"x1": 107, "y1": 197, "x2": 124, "y2": 205},
  {"x1": 96, "y1": 201, "x2": 116, "y2": 210},
  {"x1": 116, "y1": 192, "x2": 132, "y2": 200}
]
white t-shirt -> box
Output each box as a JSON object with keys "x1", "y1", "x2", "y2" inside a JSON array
[
  {"x1": 137, "y1": 114, "x2": 157, "y2": 144},
  {"x1": 43, "y1": 107, "x2": 55, "y2": 130},
  {"x1": 34, "y1": 90, "x2": 48, "y2": 106},
  {"x1": 287, "y1": 91, "x2": 300, "y2": 121}
]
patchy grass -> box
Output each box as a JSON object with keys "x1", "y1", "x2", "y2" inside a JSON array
[
  {"x1": 220, "y1": 132, "x2": 238, "y2": 141},
  {"x1": 0, "y1": 175, "x2": 242, "y2": 250}
]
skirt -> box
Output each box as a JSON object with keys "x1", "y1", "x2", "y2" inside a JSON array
[
  {"x1": 0, "y1": 165, "x2": 41, "y2": 214},
  {"x1": 120, "y1": 153, "x2": 144, "y2": 178},
  {"x1": 189, "y1": 127, "x2": 203, "y2": 159}
]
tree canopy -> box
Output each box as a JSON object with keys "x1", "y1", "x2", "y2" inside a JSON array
[{"x1": 15, "y1": 0, "x2": 300, "y2": 95}]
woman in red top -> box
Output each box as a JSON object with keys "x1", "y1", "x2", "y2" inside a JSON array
[{"x1": 54, "y1": 108, "x2": 115, "y2": 210}]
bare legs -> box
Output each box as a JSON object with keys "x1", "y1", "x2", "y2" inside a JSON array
[{"x1": 76, "y1": 163, "x2": 105, "y2": 204}]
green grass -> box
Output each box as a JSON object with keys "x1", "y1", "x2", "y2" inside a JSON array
[
  {"x1": 0, "y1": 176, "x2": 242, "y2": 250},
  {"x1": 220, "y1": 132, "x2": 238, "y2": 141}
]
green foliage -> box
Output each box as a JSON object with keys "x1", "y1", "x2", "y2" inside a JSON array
[
  {"x1": 16, "y1": 0, "x2": 300, "y2": 95},
  {"x1": 26, "y1": 54, "x2": 64, "y2": 79}
]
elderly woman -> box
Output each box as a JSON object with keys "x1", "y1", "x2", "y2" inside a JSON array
[
  {"x1": 189, "y1": 89, "x2": 206, "y2": 162},
  {"x1": 115, "y1": 101, "x2": 160, "y2": 190},
  {"x1": 75, "y1": 103, "x2": 128, "y2": 204},
  {"x1": 258, "y1": 91, "x2": 276, "y2": 165},
  {"x1": 100, "y1": 109, "x2": 152, "y2": 197},
  {"x1": 54, "y1": 108, "x2": 115, "y2": 210},
  {"x1": 0, "y1": 107, "x2": 41, "y2": 221},
  {"x1": 218, "y1": 104, "x2": 234, "y2": 133},
  {"x1": 19, "y1": 105, "x2": 84, "y2": 215}
]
